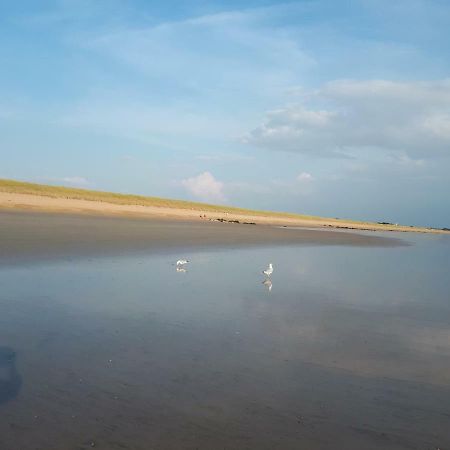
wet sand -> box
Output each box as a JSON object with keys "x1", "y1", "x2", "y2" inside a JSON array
[
  {"x1": 0, "y1": 210, "x2": 404, "y2": 266},
  {"x1": 1, "y1": 210, "x2": 449, "y2": 449}
]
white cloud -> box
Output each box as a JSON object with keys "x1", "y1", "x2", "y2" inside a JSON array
[
  {"x1": 181, "y1": 172, "x2": 226, "y2": 203},
  {"x1": 76, "y1": 3, "x2": 314, "y2": 101},
  {"x1": 54, "y1": 5, "x2": 314, "y2": 144},
  {"x1": 245, "y1": 79, "x2": 450, "y2": 159},
  {"x1": 297, "y1": 172, "x2": 314, "y2": 182},
  {"x1": 422, "y1": 114, "x2": 450, "y2": 139}
]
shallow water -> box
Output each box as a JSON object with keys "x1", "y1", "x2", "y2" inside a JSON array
[{"x1": 0, "y1": 232, "x2": 449, "y2": 449}]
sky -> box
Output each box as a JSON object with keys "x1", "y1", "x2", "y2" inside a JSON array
[{"x1": 1, "y1": 0, "x2": 449, "y2": 227}]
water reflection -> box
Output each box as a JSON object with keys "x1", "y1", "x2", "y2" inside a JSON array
[
  {"x1": 0, "y1": 234, "x2": 449, "y2": 449},
  {"x1": 262, "y1": 278, "x2": 272, "y2": 291},
  {"x1": 0, "y1": 347, "x2": 21, "y2": 404}
]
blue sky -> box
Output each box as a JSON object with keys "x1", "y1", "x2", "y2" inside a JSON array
[{"x1": 1, "y1": 0, "x2": 449, "y2": 227}]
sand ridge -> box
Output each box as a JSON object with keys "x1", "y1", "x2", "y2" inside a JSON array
[{"x1": 0, "y1": 192, "x2": 447, "y2": 234}]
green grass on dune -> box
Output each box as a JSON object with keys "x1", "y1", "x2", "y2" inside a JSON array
[{"x1": 0, "y1": 178, "x2": 383, "y2": 226}]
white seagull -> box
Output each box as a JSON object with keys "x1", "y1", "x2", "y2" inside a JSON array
[
  {"x1": 176, "y1": 259, "x2": 189, "y2": 266},
  {"x1": 262, "y1": 263, "x2": 273, "y2": 278}
]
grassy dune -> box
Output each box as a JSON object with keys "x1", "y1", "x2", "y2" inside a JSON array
[
  {"x1": 0, "y1": 178, "x2": 368, "y2": 224},
  {"x1": 1, "y1": 178, "x2": 445, "y2": 233}
]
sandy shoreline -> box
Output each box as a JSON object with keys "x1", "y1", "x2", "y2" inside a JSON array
[
  {"x1": 0, "y1": 191, "x2": 448, "y2": 234},
  {"x1": 0, "y1": 209, "x2": 405, "y2": 266}
]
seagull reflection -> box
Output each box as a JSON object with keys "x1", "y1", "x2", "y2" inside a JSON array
[
  {"x1": 176, "y1": 266, "x2": 187, "y2": 273},
  {"x1": 262, "y1": 278, "x2": 272, "y2": 292}
]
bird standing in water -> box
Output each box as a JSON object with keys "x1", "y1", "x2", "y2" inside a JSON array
[{"x1": 262, "y1": 263, "x2": 273, "y2": 278}]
